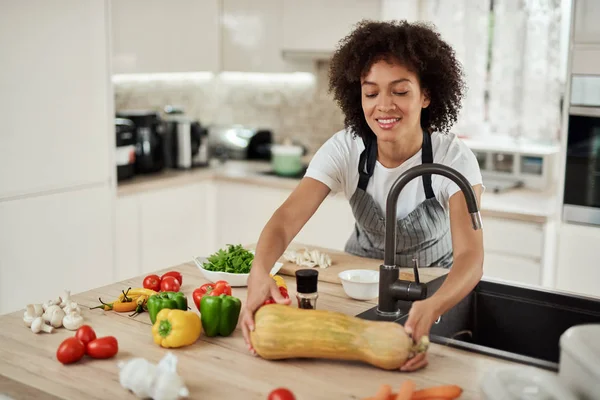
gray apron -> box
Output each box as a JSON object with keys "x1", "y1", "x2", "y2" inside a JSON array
[{"x1": 344, "y1": 130, "x2": 453, "y2": 268}]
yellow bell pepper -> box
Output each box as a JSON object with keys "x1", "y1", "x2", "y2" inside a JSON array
[{"x1": 151, "y1": 308, "x2": 202, "y2": 348}]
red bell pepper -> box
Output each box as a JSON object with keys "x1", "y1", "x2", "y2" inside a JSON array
[
  {"x1": 193, "y1": 280, "x2": 232, "y2": 311},
  {"x1": 263, "y1": 286, "x2": 289, "y2": 305}
]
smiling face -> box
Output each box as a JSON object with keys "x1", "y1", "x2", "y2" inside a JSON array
[{"x1": 360, "y1": 58, "x2": 430, "y2": 143}]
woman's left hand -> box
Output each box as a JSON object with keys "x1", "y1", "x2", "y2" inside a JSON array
[{"x1": 399, "y1": 298, "x2": 441, "y2": 372}]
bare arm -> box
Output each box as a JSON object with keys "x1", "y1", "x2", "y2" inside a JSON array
[
  {"x1": 251, "y1": 176, "x2": 332, "y2": 275},
  {"x1": 429, "y1": 183, "x2": 484, "y2": 316}
]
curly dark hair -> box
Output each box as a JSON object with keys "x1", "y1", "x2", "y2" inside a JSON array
[{"x1": 328, "y1": 19, "x2": 466, "y2": 140}]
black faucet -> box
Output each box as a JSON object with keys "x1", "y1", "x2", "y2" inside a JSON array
[{"x1": 377, "y1": 163, "x2": 483, "y2": 317}]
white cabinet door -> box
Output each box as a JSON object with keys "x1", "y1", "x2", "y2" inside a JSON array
[
  {"x1": 115, "y1": 195, "x2": 141, "y2": 281},
  {"x1": 0, "y1": 0, "x2": 112, "y2": 199},
  {"x1": 138, "y1": 182, "x2": 214, "y2": 273},
  {"x1": 111, "y1": 0, "x2": 220, "y2": 74},
  {"x1": 482, "y1": 253, "x2": 541, "y2": 286},
  {"x1": 573, "y1": 0, "x2": 600, "y2": 44},
  {"x1": 294, "y1": 193, "x2": 356, "y2": 251},
  {"x1": 0, "y1": 185, "x2": 114, "y2": 315},
  {"x1": 215, "y1": 182, "x2": 291, "y2": 249},
  {"x1": 555, "y1": 222, "x2": 600, "y2": 298},
  {"x1": 221, "y1": 0, "x2": 312, "y2": 73},
  {"x1": 479, "y1": 217, "x2": 544, "y2": 286},
  {"x1": 282, "y1": 0, "x2": 381, "y2": 54}
]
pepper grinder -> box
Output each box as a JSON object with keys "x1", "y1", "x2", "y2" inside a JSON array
[{"x1": 295, "y1": 269, "x2": 319, "y2": 309}]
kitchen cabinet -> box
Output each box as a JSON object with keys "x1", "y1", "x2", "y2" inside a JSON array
[
  {"x1": 0, "y1": 185, "x2": 114, "y2": 315},
  {"x1": 480, "y1": 217, "x2": 546, "y2": 286},
  {"x1": 281, "y1": 0, "x2": 381, "y2": 57},
  {"x1": 139, "y1": 182, "x2": 214, "y2": 273},
  {"x1": 115, "y1": 195, "x2": 141, "y2": 281},
  {"x1": 116, "y1": 182, "x2": 215, "y2": 276},
  {"x1": 214, "y1": 182, "x2": 356, "y2": 252},
  {"x1": 110, "y1": 0, "x2": 220, "y2": 74},
  {"x1": 555, "y1": 222, "x2": 600, "y2": 298},
  {"x1": 573, "y1": 0, "x2": 600, "y2": 45},
  {"x1": 0, "y1": 0, "x2": 116, "y2": 316},
  {"x1": 221, "y1": 0, "x2": 313, "y2": 73},
  {"x1": 0, "y1": 0, "x2": 112, "y2": 200},
  {"x1": 215, "y1": 182, "x2": 290, "y2": 248}
]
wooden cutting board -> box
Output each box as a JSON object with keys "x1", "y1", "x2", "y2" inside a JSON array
[{"x1": 274, "y1": 243, "x2": 416, "y2": 284}]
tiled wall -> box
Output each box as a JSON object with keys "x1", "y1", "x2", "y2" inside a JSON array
[{"x1": 113, "y1": 62, "x2": 345, "y2": 154}]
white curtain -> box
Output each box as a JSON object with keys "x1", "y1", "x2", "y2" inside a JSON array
[
  {"x1": 488, "y1": 0, "x2": 565, "y2": 143},
  {"x1": 416, "y1": 0, "x2": 567, "y2": 143},
  {"x1": 419, "y1": 0, "x2": 492, "y2": 137}
]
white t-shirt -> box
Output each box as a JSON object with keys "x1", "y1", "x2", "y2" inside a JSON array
[{"x1": 304, "y1": 129, "x2": 484, "y2": 219}]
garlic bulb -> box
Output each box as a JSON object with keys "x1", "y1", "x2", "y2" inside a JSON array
[
  {"x1": 283, "y1": 248, "x2": 332, "y2": 268},
  {"x1": 118, "y1": 353, "x2": 189, "y2": 400}
]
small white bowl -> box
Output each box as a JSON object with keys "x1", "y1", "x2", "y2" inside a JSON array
[
  {"x1": 192, "y1": 254, "x2": 283, "y2": 287},
  {"x1": 338, "y1": 269, "x2": 379, "y2": 300}
]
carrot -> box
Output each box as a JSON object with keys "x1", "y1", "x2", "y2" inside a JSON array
[
  {"x1": 362, "y1": 384, "x2": 393, "y2": 400},
  {"x1": 395, "y1": 380, "x2": 415, "y2": 400},
  {"x1": 411, "y1": 384, "x2": 463, "y2": 399}
]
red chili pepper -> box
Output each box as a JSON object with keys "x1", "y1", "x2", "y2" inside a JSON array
[{"x1": 193, "y1": 280, "x2": 232, "y2": 311}]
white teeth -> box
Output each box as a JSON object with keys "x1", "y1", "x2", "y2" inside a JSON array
[{"x1": 377, "y1": 118, "x2": 399, "y2": 124}]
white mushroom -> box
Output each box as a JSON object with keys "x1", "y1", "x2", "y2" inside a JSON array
[
  {"x1": 63, "y1": 301, "x2": 81, "y2": 315},
  {"x1": 31, "y1": 317, "x2": 54, "y2": 334},
  {"x1": 59, "y1": 290, "x2": 72, "y2": 308},
  {"x1": 23, "y1": 305, "x2": 39, "y2": 327},
  {"x1": 62, "y1": 311, "x2": 84, "y2": 331},
  {"x1": 43, "y1": 305, "x2": 65, "y2": 328},
  {"x1": 42, "y1": 297, "x2": 62, "y2": 311}
]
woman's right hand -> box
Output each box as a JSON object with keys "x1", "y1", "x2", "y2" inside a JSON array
[{"x1": 241, "y1": 268, "x2": 291, "y2": 355}]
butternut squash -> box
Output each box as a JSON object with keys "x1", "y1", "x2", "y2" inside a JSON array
[{"x1": 250, "y1": 304, "x2": 429, "y2": 370}]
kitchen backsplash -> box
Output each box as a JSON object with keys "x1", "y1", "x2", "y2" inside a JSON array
[{"x1": 113, "y1": 62, "x2": 345, "y2": 154}]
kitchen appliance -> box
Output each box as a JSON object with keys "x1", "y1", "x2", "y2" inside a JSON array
[
  {"x1": 563, "y1": 75, "x2": 600, "y2": 225},
  {"x1": 163, "y1": 106, "x2": 210, "y2": 169},
  {"x1": 207, "y1": 124, "x2": 273, "y2": 160},
  {"x1": 115, "y1": 118, "x2": 137, "y2": 181},
  {"x1": 461, "y1": 135, "x2": 559, "y2": 193},
  {"x1": 271, "y1": 144, "x2": 304, "y2": 176},
  {"x1": 116, "y1": 110, "x2": 165, "y2": 174},
  {"x1": 559, "y1": 323, "x2": 600, "y2": 399},
  {"x1": 480, "y1": 366, "x2": 578, "y2": 400}
]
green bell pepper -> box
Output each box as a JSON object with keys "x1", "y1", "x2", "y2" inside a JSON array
[
  {"x1": 147, "y1": 291, "x2": 188, "y2": 324},
  {"x1": 199, "y1": 294, "x2": 241, "y2": 337}
]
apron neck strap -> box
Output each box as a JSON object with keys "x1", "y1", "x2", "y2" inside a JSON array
[{"x1": 357, "y1": 130, "x2": 436, "y2": 199}]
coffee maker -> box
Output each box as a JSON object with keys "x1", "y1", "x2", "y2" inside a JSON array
[
  {"x1": 163, "y1": 105, "x2": 210, "y2": 169},
  {"x1": 116, "y1": 110, "x2": 165, "y2": 174}
]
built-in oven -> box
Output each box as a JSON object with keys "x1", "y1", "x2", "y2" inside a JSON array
[{"x1": 563, "y1": 75, "x2": 600, "y2": 225}]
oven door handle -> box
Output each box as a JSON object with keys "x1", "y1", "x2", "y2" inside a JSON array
[{"x1": 569, "y1": 106, "x2": 600, "y2": 118}]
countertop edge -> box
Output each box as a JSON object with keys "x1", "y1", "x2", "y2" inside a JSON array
[{"x1": 116, "y1": 161, "x2": 558, "y2": 223}]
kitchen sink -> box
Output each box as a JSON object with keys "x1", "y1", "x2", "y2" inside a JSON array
[{"x1": 356, "y1": 274, "x2": 600, "y2": 371}]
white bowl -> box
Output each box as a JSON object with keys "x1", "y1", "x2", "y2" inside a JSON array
[
  {"x1": 192, "y1": 253, "x2": 283, "y2": 287},
  {"x1": 338, "y1": 269, "x2": 379, "y2": 300}
]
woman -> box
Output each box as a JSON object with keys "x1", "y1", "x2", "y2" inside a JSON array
[{"x1": 241, "y1": 19, "x2": 484, "y2": 372}]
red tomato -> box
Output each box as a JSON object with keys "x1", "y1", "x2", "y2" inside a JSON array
[
  {"x1": 268, "y1": 388, "x2": 296, "y2": 400},
  {"x1": 75, "y1": 325, "x2": 97, "y2": 347},
  {"x1": 56, "y1": 337, "x2": 85, "y2": 364},
  {"x1": 160, "y1": 275, "x2": 180, "y2": 292},
  {"x1": 143, "y1": 274, "x2": 161, "y2": 291},
  {"x1": 161, "y1": 271, "x2": 182, "y2": 285},
  {"x1": 86, "y1": 336, "x2": 119, "y2": 359}
]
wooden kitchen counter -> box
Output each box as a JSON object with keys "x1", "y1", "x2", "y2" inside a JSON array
[{"x1": 0, "y1": 259, "x2": 527, "y2": 400}]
